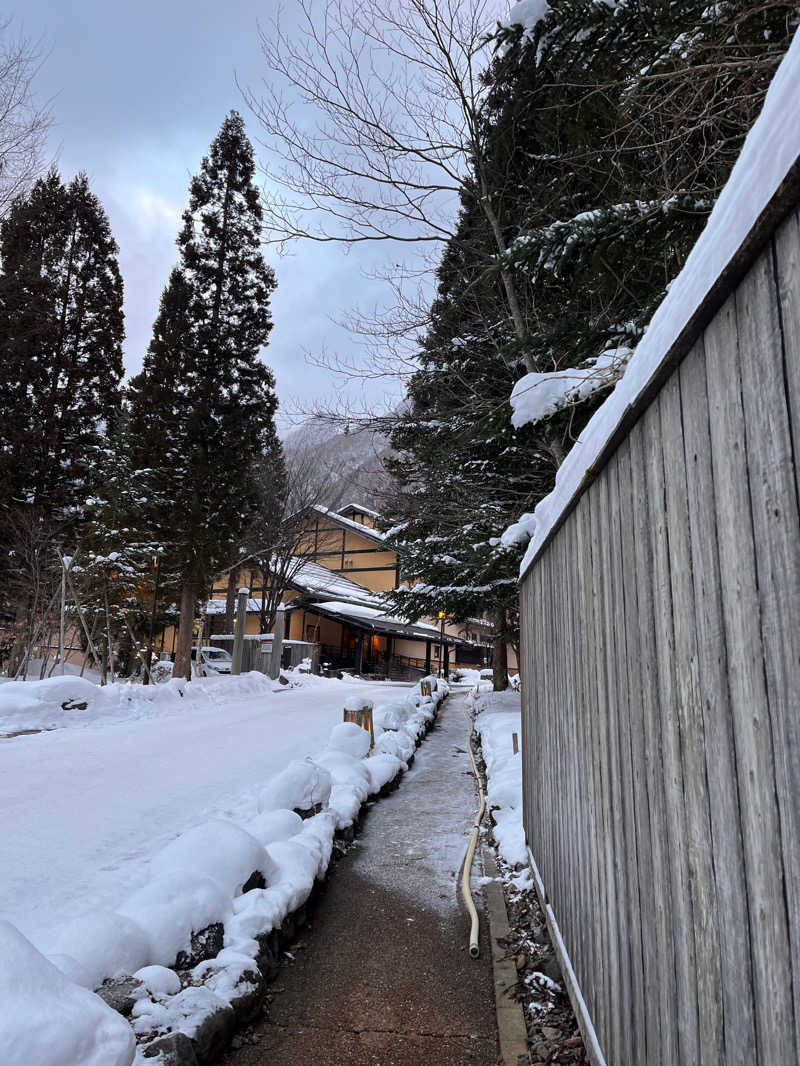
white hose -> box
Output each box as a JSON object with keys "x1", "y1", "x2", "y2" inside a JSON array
[{"x1": 461, "y1": 700, "x2": 486, "y2": 958}]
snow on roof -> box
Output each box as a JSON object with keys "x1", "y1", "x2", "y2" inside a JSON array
[
  {"x1": 287, "y1": 557, "x2": 383, "y2": 605},
  {"x1": 307, "y1": 599, "x2": 456, "y2": 644},
  {"x1": 311, "y1": 505, "x2": 387, "y2": 544},
  {"x1": 338, "y1": 503, "x2": 382, "y2": 520},
  {"x1": 206, "y1": 559, "x2": 382, "y2": 615},
  {"x1": 515, "y1": 28, "x2": 800, "y2": 580}
]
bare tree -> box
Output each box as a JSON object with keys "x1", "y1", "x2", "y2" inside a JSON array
[
  {"x1": 0, "y1": 20, "x2": 52, "y2": 215},
  {"x1": 244, "y1": 0, "x2": 537, "y2": 371}
]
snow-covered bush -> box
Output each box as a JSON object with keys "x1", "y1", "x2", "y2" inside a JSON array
[
  {"x1": 149, "y1": 820, "x2": 277, "y2": 897},
  {"x1": 257, "y1": 758, "x2": 333, "y2": 813}
]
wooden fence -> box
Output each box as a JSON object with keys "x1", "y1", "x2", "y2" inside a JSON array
[{"x1": 519, "y1": 209, "x2": 800, "y2": 1060}]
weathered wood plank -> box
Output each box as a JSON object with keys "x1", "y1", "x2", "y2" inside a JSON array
[
  {"x1": 660, "y1": 366, "x2": 724, "y2": 1065},
  {"x1": 605, "y1": 453, "x2": 645, "y2": 1065},
  {"x1": 615, "y1": 441, "x2": 657, "y2": 1062},
  {"x1": 704, "y1": 288, "x2": 794, "y2": 1065},
  {"x1": 574, "y1": 493, "x2": 603, "y2": 1028},
  {"x1": 596, "y1": 459, "x2": 631, "y2": 1063},
  {"x1": 643, "y1": 397, "x2": 700, "y2": 1064},
  {"x1": 628, "y1": 414, "x2": 678, "y2": 1065},
  {"x1": 769, "y1": 210, "x2": 800, "y2": 1045},
  {"x1": 678, "y1": 339, "x2": 757, "y2": 1064}
]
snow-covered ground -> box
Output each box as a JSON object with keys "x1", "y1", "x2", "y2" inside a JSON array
[
  {"x1": 0, "y1": 670, "x2": 447, "y2": 1066},
  {"x1": 468, "y1": 683, "x2": 528, "y2": 872},
  {"x1": 0, "y1": 672, "x2": 407, "y2": 949}
]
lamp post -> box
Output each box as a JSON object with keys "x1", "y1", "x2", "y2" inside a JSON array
[{"x1": 438, "y1": 610, "x2": 446, "y2": 677}]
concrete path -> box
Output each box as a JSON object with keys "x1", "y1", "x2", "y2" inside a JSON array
[{"x1": 222, "y1": 691, "x2": 499, "y2": 1066}]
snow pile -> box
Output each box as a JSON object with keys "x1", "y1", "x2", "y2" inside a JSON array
[
  {"x1": 50, "y1": 910, "x2": 150, "y2": 992},
  {"x1": 0, "y1": 921, "x2": 135, "y2": 1066},
  {"x1": 257, "y1": 759, "x2": 333, "y2": 813},
  {"x1": 468, "y1": 687, "x2": 527, "y2": 867},
  {"x1": 0, "y1": 669, "x2": 366, "y2": 736},
  {"x1": 329, "y1": 719, "x2": 372, "y2": 758},
  {"x1": 149, "y1": 820, "x2": 278, "y2": 899},
  {"x1": 509, "y1": 28, "x2": 800, "y2": 576},
  {"x1": 510, "y1": 349, "x2": 630, "y2": 429},
  {"x1": 118, "y1": 872, "x2": 231, "y2": 969}
]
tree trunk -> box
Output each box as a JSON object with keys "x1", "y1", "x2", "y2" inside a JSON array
[
  {"x1": 174, "y1": 580, "x2": 196, "y2": 681},
  {"x1": 225, "y1": 567, "x2": 239, "y2": 631},
  {"x1": 492, "y1": 605, "x2": 509, "y2": 692}
]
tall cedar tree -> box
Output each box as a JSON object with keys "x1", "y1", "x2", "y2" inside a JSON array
[
  {"x1": 387, "y1": 0, "x2": 796, "y2": 688},
  {"x1": 127, "y1": 112, "x2": 279, "y2": 679},
  {"x1": 0, "y1": 170, "x2": 124, "y2": 644}
]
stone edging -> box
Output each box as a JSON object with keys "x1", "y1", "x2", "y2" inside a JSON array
[{"x1": 482, "y1": 847, "x2": 532, "y2": 1066}]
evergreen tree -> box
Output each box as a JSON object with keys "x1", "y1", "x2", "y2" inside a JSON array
[
  {"x1": 387, "y1": 0, "x2": 796, "y2": 688},
  {"x1": 127, "y1": 112, "x2": 280, "y2": 679},
  {"x1": 0, "y1": 170, "x2": 124, "y2": 658}
]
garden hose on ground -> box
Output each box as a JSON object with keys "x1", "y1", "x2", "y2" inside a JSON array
[{"x1": 461, "y1": 698, "x2": 486, "y2": 958}]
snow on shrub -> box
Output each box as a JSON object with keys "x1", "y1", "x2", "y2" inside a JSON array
[
  {"x1": 328, "y1": 720, "x2": 371, "y2": 759},
  {"x1": 363, "y1": 752, "x2": 403, "y2": 793},
  {"x1": 149, "y1": 819, "x2": 277, "y2": 898},
  {"x1": 133, "y1": 964, "x2": 181, "y2": 997},
  {"x1": 257, "y1": 758, "x2": 332, "y2": 813},
  {"x1": 265, "y1": 840, "x2": 322, "y2": 911},
  {"x1": 0, "y1": 921, "x2": 136, "y2": 1066},
  {"x1": 50, "y1": 909, "x2": 150, "y2": 990},
  {"x1": 245, "y1": 808, "x2": 303, "y2": 846},
  {"x1": 118, "y1": 871, "x2": 231, "y2": 967},
  {"x1": 373, "y1": 727, "x2": 413, "y2": 763}
]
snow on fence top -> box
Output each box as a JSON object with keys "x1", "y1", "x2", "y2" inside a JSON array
[{"x1": 513, "y1": 27, "x2": 800, "y2": 580}]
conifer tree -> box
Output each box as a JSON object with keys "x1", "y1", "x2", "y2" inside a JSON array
[
  {"x1": 387, "y1": 0, "x2": 796, "y2": 688},
  {"x1": 0, "y1": 170, "x2": 124, "y2": 651},
  {"x1": 127, "y1": 112, "x2": 280, "y2": 680}
]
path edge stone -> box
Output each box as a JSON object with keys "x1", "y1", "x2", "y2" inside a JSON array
[{"x1": 482, "y1": 846, "x2": 532, "y2": 1066}]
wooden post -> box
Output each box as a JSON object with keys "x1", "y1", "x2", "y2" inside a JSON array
[
  {"x1": 269, "y1": 605, "x2": 285, "y2": 679},
  {"x1": 425, "y1": 640, "x2": 431, "y2": 675},
  {"x1": 443, "y1": 643, "x2": 450, "y2": 679},
  {"x1": 512, "y1": 732, "x2": 519, "y2": 755},
  {"x1": 384, "y1": 635, "x2": 393, "y2": 676},
  {"x1": 231, "y1": 587, "x2": 249, "y2": 676}
]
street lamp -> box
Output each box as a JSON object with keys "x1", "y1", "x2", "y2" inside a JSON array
[{"x1": 438, "y1": 610, "x2": 446, "y2": 677}]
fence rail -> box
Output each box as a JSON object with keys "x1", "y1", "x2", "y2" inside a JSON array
[{"x1": 520, "y1": 208, "x2": 800, "y2": 1064}]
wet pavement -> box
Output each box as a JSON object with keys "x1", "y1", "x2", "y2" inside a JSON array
[{"x1": 222, "y1": 691, "x2": 499, "y2": 1066}]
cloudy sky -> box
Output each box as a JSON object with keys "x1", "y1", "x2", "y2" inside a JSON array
[{"x1": 12, "y1": 0, "x2": 420, "y2": 429}]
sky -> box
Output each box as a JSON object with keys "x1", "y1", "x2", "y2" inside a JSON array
[{"x1": 11, "y1": 0, "x2": 416, "y2": 430}]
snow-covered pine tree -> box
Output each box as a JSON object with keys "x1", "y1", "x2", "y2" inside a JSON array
[
  {"x1": 386, "y1": 0, "x2": 796, "y2": 689},
  {"x1": 0, "y1": 170, "x2": 124, "y2": 656},
  {"x1": 127, "y1": 112, "x2": 280, "y2": 680}
]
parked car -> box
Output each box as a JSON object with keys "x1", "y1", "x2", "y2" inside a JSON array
[{"x1": 191, "y1": 646, "x2": 233, "y2": 675}]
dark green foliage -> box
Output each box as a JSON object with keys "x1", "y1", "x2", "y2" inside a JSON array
[
  {"x1": 127, "y1": 111, "x2": 281, "y2": 608},
  {"x1": 0, "y1": 170, "x2": 124, "y2": 524},
  {"x1": 387, "y1": 0, "x2": 796, "y2": 653},
  {"x1": 0, "y1": 170, "x2": 124, "y2": 650}
]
